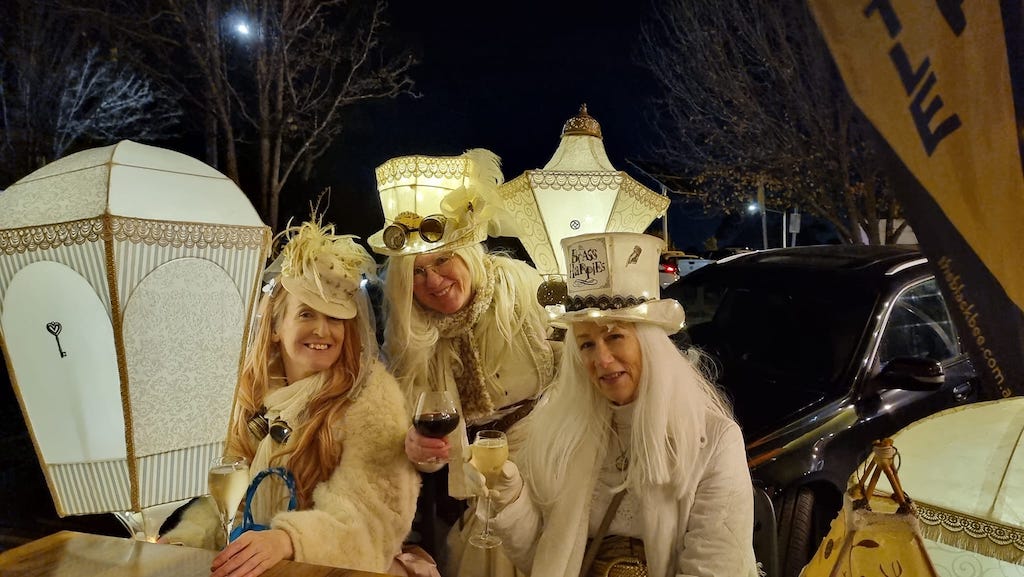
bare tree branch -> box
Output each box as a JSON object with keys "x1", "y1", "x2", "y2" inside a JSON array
[
  {"x1": 90, "y1": 0, "x2": 417, "y2": 230},
  {"x1": 0, "y1": 0, "x2": 182, "y2": 186},
  {"x1": 637, "y1": 0, "x2": 903, "y2": 244}
]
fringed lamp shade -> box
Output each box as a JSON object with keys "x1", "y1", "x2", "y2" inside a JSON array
[
  {"x1": 0, "y1": 141, "x2": 270, "y2": 516},
  {"x1": 801, "y1": 439, "x2": 940, "y2": 577},
  {"x1": 869, "y1": 398, "x2": 1024, "y2": 571},
  {"x1": 498, "y1": 105, "x2": 669, "y2": 276}
]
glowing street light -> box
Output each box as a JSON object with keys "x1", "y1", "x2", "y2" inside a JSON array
[
  {"x1": 748, "y1": 202, "x2": 798, "y2": 249},
  {"x1": 234, "y1": 22, "x2": 251, "y2": 36}
]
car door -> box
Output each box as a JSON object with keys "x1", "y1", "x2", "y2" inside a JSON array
[{"x1": 862, "y1": 277, "x2": 978, "y2": 435}]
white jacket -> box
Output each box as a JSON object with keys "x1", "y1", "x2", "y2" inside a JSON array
[{"x1": 490, "y1": 411, "x2": 758, "y2": 577}]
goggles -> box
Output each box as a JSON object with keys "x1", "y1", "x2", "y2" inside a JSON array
[
  {"x1": 382, "y1": 212, "x2": 448, "y2": 251},
  {"x1": 247, "y1": 408, "x2": 293, "y2": 444}
]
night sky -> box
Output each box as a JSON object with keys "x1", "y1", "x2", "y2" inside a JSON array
[{"x1": 299, "y1": 0, "x2": 738, "y2": 252}]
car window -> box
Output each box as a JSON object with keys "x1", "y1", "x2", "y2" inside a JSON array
[
  {"x1": 877, "y1": 278, "x2": 960, "y2": 364},
  {"x1": 673, "y1": 278, "x2": 874, "y2": 389}
]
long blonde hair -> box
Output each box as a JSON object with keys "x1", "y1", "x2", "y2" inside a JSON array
[
  {"x1": 523, "y1": 322, "x2": 734, "y2": 504},
  {"x1": 381, "y1": 244, "x2": 544, "y2": 399},
  {"x1": 229, "y1": 283, "x2": 365, "y2": 508}
]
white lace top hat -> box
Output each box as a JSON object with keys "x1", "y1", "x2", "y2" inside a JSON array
[
  {"x1": 274, "y1": 220, "x2": 377, "y2": 319},
  {"x1": 368, "y1": 148, "x2": 512, "y2": 256},
  {"x1": 554, "y1": 232, "x2": 686, "y2": 334}
]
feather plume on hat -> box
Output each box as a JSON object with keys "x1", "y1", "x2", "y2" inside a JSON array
[
  {"x1": 273, "y1": 219, "x2": 376, "y2": 319},
  {"x1": 440, "y1": 148, "x2": 515, "y2": 239}
]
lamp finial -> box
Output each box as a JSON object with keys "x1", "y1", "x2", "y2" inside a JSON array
[{"x1": 561, "y1": 103, "x2": 603, "y2": 138}]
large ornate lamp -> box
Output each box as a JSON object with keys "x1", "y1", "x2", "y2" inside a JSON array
[
  {"x1": 498, "y1": 105, "x2": 670, "y2": 280},
  {"x1": 801, "y1": 438, "x2": 940, "y2": 577},
  {"x1": 0, "y1": 141, "x2": 269, "y2": 532},
  {"x1": 863, "y1": 398, "x2": 1024, "y2": 572}
]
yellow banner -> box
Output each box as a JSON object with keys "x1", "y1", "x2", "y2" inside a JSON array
[{"x1": 808, "y1": 0, "x2": 1024, "y2": 313}]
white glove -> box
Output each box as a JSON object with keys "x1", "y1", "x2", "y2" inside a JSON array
[{"x1": 463, "y1": 460, "x2": 523, "y2": 514}]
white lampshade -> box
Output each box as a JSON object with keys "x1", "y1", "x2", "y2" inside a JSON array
[
  {"x1": 499, "y1": 105, "x2": 669, "y2": 275},
  {"x1": 869, "y1": 398, "x2": 1024, "y2": 568},
  {"x1": 0, "y1": 141, "x2": 270, "y2": 516},
  {"x1": 375, "y1": 154, "x2": 471, "y2": 221}
]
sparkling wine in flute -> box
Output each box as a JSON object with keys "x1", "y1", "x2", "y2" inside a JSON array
[
  {"x1": 470, "y1": 436, "x2": 509, "y2": 482},
  {"x1": 469, "y1": 430, "x2": 507, "y2": 549},
  {"x1": 209, "y1": 465, "x2": 248, "y2": 518},
  {"x1": 209, "y1": 455, "x2": 248, "y2": 543}
]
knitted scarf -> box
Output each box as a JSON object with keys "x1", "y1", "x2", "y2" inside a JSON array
[{"x1": 432, "y1": 256, "x2": 496, "y2": 421}]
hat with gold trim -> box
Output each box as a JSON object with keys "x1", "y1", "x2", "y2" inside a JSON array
[
  {"x1": 368, "y1": 148, "x2": 511, "y2": 256},
  {"x1": 273, "y1": 219, "x2": 376, "y2": 319},
  {"x1": 553, "y1": 232, "x2": 685, "y2": 334}
]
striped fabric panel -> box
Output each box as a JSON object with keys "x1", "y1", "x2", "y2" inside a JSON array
[
  {"x1": 113, "y1": 240, "x2": 263, "y2": 311},
  {"x1": 137, "y1": 441, "x2": 225, "y2": 508},
  {"x1": 49, "y1": 460, "x2": 131, "y2": 516},
  {"x1": 0, "y1": 238, "x2": 111, "y2": 317}
]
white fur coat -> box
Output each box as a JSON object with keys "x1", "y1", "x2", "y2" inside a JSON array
[{"x1": 162, "y1": 361, "x2": 419, "y2": 573}]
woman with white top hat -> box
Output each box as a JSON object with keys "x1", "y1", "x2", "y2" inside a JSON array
[
  {"x1": 369, "y1": 149, "x2": 557, "y2": 576},
  {"x1": 464, "y1": 232, "x2": 759, "y2": 577}
]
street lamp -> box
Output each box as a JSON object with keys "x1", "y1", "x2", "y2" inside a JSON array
[{"x1": 747, "y1": 202, "x2": 798, "y2": 249}]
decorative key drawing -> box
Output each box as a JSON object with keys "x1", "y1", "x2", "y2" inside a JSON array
[{"x1": 46, "y1": 322, "x2": 67, "y2": 358}]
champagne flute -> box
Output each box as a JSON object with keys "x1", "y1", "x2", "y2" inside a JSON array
[
  {"x1": 468, "y1": 430, "x2": 508, "y2": 549},
  {"x1": 412, "y1": 391, "x2": 461, "y2": 464},
  {"x1": 208, "y1": 455, "x2": 249, "y2": 545}
]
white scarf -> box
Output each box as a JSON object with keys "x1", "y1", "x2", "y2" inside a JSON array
[{"x1": 248, "y1": 372, "x2": 327, "y2": 525}]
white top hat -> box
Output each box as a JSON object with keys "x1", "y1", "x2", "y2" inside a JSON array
[
  {"x1": 554, "y1": 232, "x2": 685, "y2": 334},
  {"x1": 368, "y1": 149, "x2": 511, "y2": 256}
]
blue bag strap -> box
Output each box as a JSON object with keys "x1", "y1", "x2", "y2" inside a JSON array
[{"x1": 231, "y1": 467, "x2": 298, "y2": 542}]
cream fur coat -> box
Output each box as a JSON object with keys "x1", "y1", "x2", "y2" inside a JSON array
[
  {"x1": 490, "y1": 411, "x2": 758, "y2": 577},
  {"x1": 163, "y1": 361, "x2": 419, "y2": 573}
]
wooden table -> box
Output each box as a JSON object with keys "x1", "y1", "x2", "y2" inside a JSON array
[{"x1": 0, "y1": 531, "x2": 385, "y2": 577}]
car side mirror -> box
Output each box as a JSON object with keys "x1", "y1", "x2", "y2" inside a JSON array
[{"x1": 872, "y1": 357, "x2": 944, "y2": 393}]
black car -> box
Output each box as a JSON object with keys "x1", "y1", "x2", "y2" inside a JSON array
[{"x1": 662, "y1": 245, "x2": 978, "y2": 577}]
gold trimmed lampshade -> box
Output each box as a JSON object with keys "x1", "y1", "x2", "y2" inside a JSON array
[
  {"x1": 801, "y1": 439, "x2": 940, "y2": 577},
  {"x1": 866, "y1": 398, "x2": 1024, "y2": 571},
  {"x1": 498, "y1": 105, "x2": 670, "y2": 276},
  {"x1": 0, "y1": 141, "x2": 270, "y2": 520},
  {"x1": 369, "y1": 149, "x2": 509, "y2": 257}
]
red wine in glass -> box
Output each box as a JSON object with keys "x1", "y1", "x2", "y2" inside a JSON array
[
  {"x1": 413, "y1": 391, "x2": 461, "y2": 443},
  {"x1": 413, "y1": 411, "x2": 460, "y2": 438}
]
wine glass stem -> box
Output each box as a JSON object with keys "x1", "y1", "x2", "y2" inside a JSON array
[{"x1": 481, "y1": 495, "x2": 493, "y2": 538}]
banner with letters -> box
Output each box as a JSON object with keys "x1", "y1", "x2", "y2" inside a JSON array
[{"x1": 808, "y1": 0, "x2": 1024, "y2": 398}]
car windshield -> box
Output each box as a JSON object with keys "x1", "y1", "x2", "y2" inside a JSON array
[{"x1": 673, "y1": 273, "x2": 877, "y2": 434}]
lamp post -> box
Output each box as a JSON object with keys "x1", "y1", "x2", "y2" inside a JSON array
[{"x1": 747, "y1": 202, "x2": 792, "y2": 249}]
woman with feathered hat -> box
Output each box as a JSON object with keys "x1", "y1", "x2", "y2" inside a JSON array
[
  {"x1": 369, "y1": 149, "x2": 558, "y2": 575},
  {"x1": 464, "y1": 232, "x2": 759, "y2": 577},
  {"x1": 161, "y1": 220, "x2": 423, "y2": 577}
]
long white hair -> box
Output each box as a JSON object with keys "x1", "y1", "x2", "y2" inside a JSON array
[
  {"x1": 523, "y1": 322, "x2": 734, "y2": 504},
  {"x1": 381, "y1": 244, "x2": 544, "y2": 400}
]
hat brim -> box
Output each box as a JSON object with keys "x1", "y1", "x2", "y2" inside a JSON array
[
  {"x1": 550, "y1": 299, "x2": 686, "y2": 335},
  {"x1": 280, "y1": 277, "x2": 358, "y2": 320},
  {"x1": 368, "y1": 222, "x2": 487, "y2": 257}
]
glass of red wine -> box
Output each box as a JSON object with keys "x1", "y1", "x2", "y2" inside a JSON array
[{"x1": 412, "y1": 390, "x2": 461, "y2": 464}]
